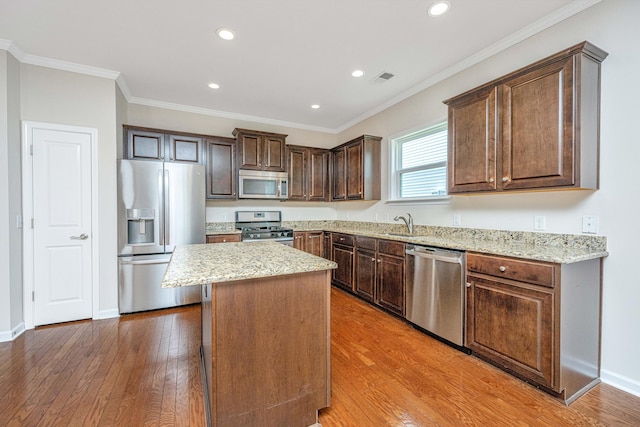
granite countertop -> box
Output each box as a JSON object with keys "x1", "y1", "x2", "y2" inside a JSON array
[
  {"x1": 162, "y1": 241, "x2": 337, "y2": 288},
  {"x1": 283, "y1": 221, "x2": 608, "y2": 264}
]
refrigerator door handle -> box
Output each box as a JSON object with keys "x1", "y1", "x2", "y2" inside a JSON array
[
  {"x1": 164, "y1": 168, "x2": 170, "y2": 245},
  {"x1": 158, "y1": 169, "x2": 165, "y2": 246}
]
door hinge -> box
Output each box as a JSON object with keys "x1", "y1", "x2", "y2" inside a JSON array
[
  {"x1": 32, "y1": 291, "x2": 35, "y2": 302},
  {"x1": 30, "y1": 145, "x2": 33, "y2": 155},
  {"x1": 31, "y1": 218, "x2": 34, "y2": 229}
]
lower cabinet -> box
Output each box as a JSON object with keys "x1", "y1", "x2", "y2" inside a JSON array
[
  {"x1": 206, "y1": 234, "x2": 241, "y2": 243},
  {"x1": 354, "y1": 237, "x2": 405, "y2": 316},
  {"x1": 466, "y1": 252, "x2": 602, "y2": 403},
  {"x1": 331, "y1": 233, "x2": 355, "y2": 292},
  {"x1": 293, "y1": 230, "x2": 324, "y2": 257}
]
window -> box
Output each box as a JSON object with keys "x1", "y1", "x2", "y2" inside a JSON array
[{"x1": 391, "y1": 122, "x2": 448, "y2": 201}]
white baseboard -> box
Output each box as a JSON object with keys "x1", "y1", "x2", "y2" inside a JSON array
[
  {"x1": 0, "y1": 322, "x2": 26, "y2": 342},
  {"x1": 95, "y1": 309, "x2": 120, "y2": 320},
  {"x1": 601, "y1": 369, "x2": 640, "y2": 398}
]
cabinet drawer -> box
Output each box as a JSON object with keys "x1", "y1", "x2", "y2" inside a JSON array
[
  {"x1": 356, "y1": 236, "x2": 376, "y2": 251},
  {"x1": 206, "y1": 234, "x2": 241, "y2": 243},
  {"x1": 467, "y1": 253, "x2": 556, "y2": 288},
  {"x1": 378, "y1": 239, "x2": 405, "y2": 257},
  {"x1": 332, "y1": 233, "x2": 354, "y2": 246}
]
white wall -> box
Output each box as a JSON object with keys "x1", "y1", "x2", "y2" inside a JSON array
[
  {"x1": 336, "y1": 0, "x2": 640, "y2": 396},
  {"x1": 21, "y1": 65, "x2": 119, "y2": 317},
  {"x1": 0, "y1": 50, "x2": 23, "y2": 340}
]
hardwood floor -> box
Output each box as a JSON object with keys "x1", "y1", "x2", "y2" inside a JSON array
[{"x1": 1, "y1": 287, "x2": 639, "y2": 426}]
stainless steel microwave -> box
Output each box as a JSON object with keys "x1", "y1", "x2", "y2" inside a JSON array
[{"x1": 238, "y1": 169, "x2": 289, "y2": 200}]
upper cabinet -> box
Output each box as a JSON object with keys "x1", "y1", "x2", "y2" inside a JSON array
[
  {"x1": 287, "y1": 145, "x2": 330, "y2": 202},
  {"x1": 205, "y1": 137, "x2": 237, "y2": 199},
  {"x1": 444, "y1": 41, "x2": 608, "y2": 194},
  {"x1": 331, "y1": 135, "x2": 382, "y2": 201},
  {"x1": 233, "y1": 128, "x2": 287, "y2": 172},
  {"x1": 124, "y1": 125, "x2": 203, "y2": 164}
]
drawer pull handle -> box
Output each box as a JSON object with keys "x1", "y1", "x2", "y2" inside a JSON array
[{"x1": 499, "y1": 266, "x2": 507, "y2": 272}]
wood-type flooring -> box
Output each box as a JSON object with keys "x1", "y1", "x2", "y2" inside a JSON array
[{"x1": 0, "y1": 287, "x2": 638, "y2": 426}]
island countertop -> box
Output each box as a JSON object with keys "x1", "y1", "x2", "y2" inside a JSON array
[{"x1": 161, "y1": 241, "x2": 337, "y2": 288}]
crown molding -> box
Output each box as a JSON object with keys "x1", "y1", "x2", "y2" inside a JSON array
[
  {"x1": 334, "y1": 0, "x2": 602, "y2": 133},
  {"x1": 128, "y1": 96, "x2": 338, "y2": 134}
]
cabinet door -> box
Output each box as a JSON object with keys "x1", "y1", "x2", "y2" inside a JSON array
[
  {"x1": 377, "y1": 254, "x2": 405, "y2": 316},
  {"x1": 346, "y1": 141, "x2": 364, "y2": 199},
  {"x1": 238, "y1": 133, "x2": 261, "y2": 170},
  {"x1": 323, "y1": 232, "x2": 332, "y2": 260},
  {"x1": 355, "y1": 248, "x2": 376, "y2": 303},
  {"x1": 448, "y1": 88, "x2": 498, "y2": 193},
  {"x1": 501, "y1": 57, "x2": 575, "y2": 190},
  {"x1": 206, "y1": 138, "x2": 236, "y2": 199},
  {"x1": 126, "y1": 129, "x2": 165, "y2": 160},
  {"x1": 169, "y1": 134, "x2": 202, "y2": 163},
  {"x1": 287, "y1": 147, "x2": 307, "y2": 200},
  {"x1": 305, "y1": 231, "x2": 324, "y2": 257},
  {"x1": 308, "y1": 149, "x2": 330, "y2": 202},
  {"x1": 293, "y1": 232, "x2": 305, "y2": 250},
  {"x1": 332, "y1": 148, "x2": 346, "y2": 200},
  {"x1": 466, "y1": 275, "x2": 558, "y2": 391},
  {"x1": 332, "y1": 244, "x2": 354, "y2": 292},
  {"x1": 263, "y1": 135, "x2": 286, "y2": 172}
]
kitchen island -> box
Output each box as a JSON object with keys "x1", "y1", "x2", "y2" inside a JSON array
[{"x1": 162, "y1": 242, "x2": 337, "y2": 427}]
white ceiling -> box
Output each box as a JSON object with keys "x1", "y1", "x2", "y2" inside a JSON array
[{"x1": 0, "y1": 0, "x2": 598, "y2": 132}]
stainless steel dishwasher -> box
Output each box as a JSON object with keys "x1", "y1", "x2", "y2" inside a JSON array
[{"x1": 405, "y1": 244, "x2": 466, "y2": 347}]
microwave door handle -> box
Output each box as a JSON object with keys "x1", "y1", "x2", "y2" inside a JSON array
[
  {"x1": 158, "y1": 169, "x2": 164, "y2": 246},
  {"x1": 277, "y1": 179, "x2": 281, "y2": 198}
]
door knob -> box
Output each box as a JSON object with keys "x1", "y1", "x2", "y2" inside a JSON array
[{"x1": 70, "y1": 233, "x2": 88, "y2": 240}]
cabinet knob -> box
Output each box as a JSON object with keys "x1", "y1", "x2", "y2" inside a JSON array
[
  {"x1": 466, "y1": 282, "x2": 471, "y2": 288},
  {"x1": 371, "y1": 258, "x2": 376, "y2": 262},
  {"x1": 222, "y1": 239, "x2": 226, "y2": 242},
  {"x1": 499, "y1": 266, "x2": 507, "y2": 272},
  {"x1": 377, "y1": 259, "x2": 381, "y2": 263},
  {"x1": 488, "y1": 178, "x2": 494, "y2": 183},
  {"x1": 340, "y1": 238, "x2": 345, "y2": 241},
  {"x1": 502, "y1": 176, "x2": 509, "y2": 182}
]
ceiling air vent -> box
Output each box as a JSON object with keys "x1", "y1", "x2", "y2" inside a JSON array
[{"x1": 373, "y1": 71, "x2": 395, "y2": 84}]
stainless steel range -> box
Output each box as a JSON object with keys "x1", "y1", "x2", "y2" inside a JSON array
[{"x1": 235, "y1": 211, "x2": 294, "y2": 246}]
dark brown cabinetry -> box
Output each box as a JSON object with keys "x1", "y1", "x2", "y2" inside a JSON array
[
  {"x1": 466, "y1": 252, "x2": 602, "y2": 403},
  {"x1": 233, "y1": 128, "x2": 286, "y2": 172},
  {"x1": 445, "y1": 41, "x2": 608, "y2": 194},
  {"x1": 206, "y1": 234, "x2": 241, "y2": 243},
  {"x1": 331, "y1": 135, "x2": 381, "y2": 201},
  {"x1": 205, "y1": 137, "x2": 236, "y2": 199},
  {"x1": 287, "y1": 145, "x2": 330, "y2": 202},
  {"x1": 354, "y1": 237, "x2": 405, "y2": 316},
  {"x1": 293, "y1": 230, "x2": 324, "y2": 257},
  {"x1": 331, "y1": 233, "x2": 355, "y2": 292},
  {"x1": 124, "y1": 126, "x2": 203, "y2": 164}
]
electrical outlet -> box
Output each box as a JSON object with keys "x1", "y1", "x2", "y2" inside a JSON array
[
  {"x1": 16, "y1": 215, "x2": 23, "y2": 229},
  {"x1": 221, "y1": 213, "x2": 227, "y2": 221},
  {"x1": 453, "y1": 214, "x2": 461, "y2": 226},
  {"x1": 582, "y1": 215, "x2": 599, "y2": 234},
  {"x1": 534, "y1": 216, "x2": 546, "y2": 230}
]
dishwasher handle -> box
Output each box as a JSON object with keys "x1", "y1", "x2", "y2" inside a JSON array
[{"x1": 405, "y1": 247, "x2": 464, "y2": 265}]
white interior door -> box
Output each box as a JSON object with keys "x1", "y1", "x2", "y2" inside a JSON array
[{"x1": 32, "y1": 127, "x2": 93, "y2": 326}]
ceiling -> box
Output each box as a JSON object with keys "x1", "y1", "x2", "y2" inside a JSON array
[{"x1": 0, "y1": 0, "x2": 597, "y2": 132}]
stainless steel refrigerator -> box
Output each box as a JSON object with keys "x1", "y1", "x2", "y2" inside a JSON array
[{"x1": 117, "y1": 159, "x2": 204, "y2": 313}]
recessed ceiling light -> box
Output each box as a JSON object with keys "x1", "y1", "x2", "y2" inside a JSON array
[
  {"x1": 351, "y1": 70, "x2": 364, "y2": 78},
  {"x1": 311, "y1": 104, "x2": 320, "y2": 109},
  {"x1": 216, "y1": 28, "x2": 235, "y2": 41},
  {"x1": 428, "y1": 1, "x2": 450, "y2": 17},
  {"x1": 208, "y1": 83, "x2": 220, "y2": 89}
]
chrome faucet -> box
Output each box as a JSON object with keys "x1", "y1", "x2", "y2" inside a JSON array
[{"x1": 394, "y1": 213, "x2": 413, "y2": 235}]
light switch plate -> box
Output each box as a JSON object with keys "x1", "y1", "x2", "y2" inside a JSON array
[
  {"x1": 582, "y1": 215, "x2": 599, "y2": 234},
  {"x1": 453, "y1": 214, "x2": 461, "y2": 226},
  {"x1": 534, "y1": 216, "x2": 546, "y2": 230}
]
